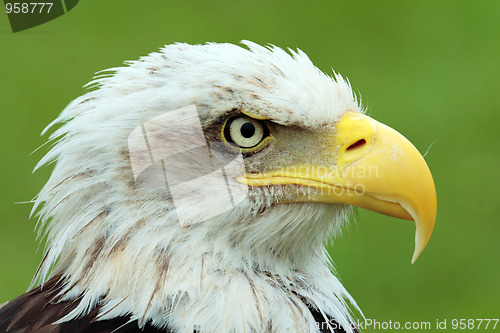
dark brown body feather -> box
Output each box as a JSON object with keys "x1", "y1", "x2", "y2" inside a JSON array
[
  {"x1": 0, "y1": 276, "x2": 166, "y2": 333},
  {"x1": 0, "y1": 276, "x2": 357, "y2": 333}
]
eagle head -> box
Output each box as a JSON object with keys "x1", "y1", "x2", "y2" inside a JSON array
[{"x1": 29, "y1": 41, "x2": 436, "y2": 332}]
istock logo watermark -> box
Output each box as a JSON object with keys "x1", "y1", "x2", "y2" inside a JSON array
[
  {"x1": 3, "y1": 0, "x2": 79, "y2": 32},
  {"x1": 128, "y1": 105, "x2": 248, "y2": 227}
]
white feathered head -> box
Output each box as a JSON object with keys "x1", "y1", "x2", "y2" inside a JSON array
[{"x1": 30, "y1": 41, "x2": 436, "y2": 332}]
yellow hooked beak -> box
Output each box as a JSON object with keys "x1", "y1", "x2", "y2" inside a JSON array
[{"x1": 238, "y1": 111, "x2": 437, "y2": 263}]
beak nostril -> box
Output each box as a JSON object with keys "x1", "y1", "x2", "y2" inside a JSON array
[{"x1": 346, "y1": 139, "x2": 366, "y2": 151}]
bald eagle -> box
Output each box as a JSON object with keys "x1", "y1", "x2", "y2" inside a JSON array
[{"x1": 0, "y1": 41, "x2": 436, "y2": 333}]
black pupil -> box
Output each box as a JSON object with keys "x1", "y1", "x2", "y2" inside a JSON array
[{"x1": 240, "y1": 122, "x2": 256, "y2": 138}]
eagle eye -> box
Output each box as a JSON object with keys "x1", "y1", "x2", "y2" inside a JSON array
[{"x1": 223, "y1": 115, "x2": 269, "y2": 149}]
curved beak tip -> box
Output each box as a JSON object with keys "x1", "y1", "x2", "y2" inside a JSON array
[
  {"x1": 411, "y1": 248, "x2": 422, "y2": 264},
  {"x1": 409, "y1": 213, "x2": 436, "y2": 264}
]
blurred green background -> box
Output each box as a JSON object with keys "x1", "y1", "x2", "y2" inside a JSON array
[{"x1": 1, "y1": 1, "x2": 499, "y2": 332}]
